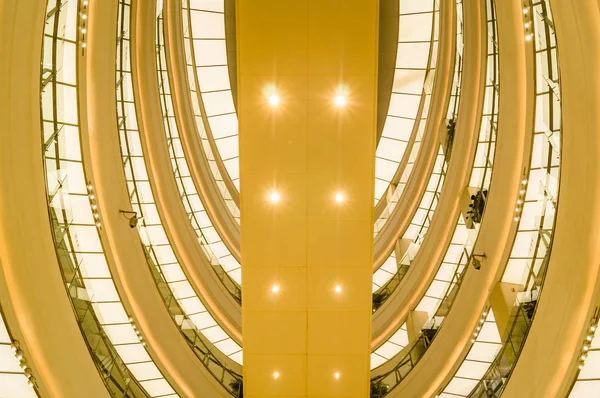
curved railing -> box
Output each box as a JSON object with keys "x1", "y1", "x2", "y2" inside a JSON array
[
  {"x1": 116, "y1": 2, "x2": 242, "y2": 389},
  {"x1": 369, "y1": 0, "x2": 499, "y2": 388},
  {"x1": 41, "y1": 0, "x2": 175, "y2": 396},
  {"x1": 464, "y1": 0, "x2": 562, "y2": 395},
  {"x1": 0, "y1": 304, "x2": 40, "y2": 397},
  {"x1": 156, "y1": 6, "x2": 241, "y2": 298},
  {"x1": 371, "y1": 0, "x2": 464, "y2": 313}
]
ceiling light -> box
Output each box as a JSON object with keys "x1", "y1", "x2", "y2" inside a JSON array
[
  {"x1": 82, "y1": 28, "x2": 87, "y2": 33},
  {"x1": 524, "y1": 22, "x2": 530, "y2": 29},
  {"x1": 273, "y1": 371, "x2": 280, "y2": 380},
  {"x1": 334, "y1": 192, "x2": 345, "y2": 203},
  {"x1": 514, "y1": 217, "x2": 520, "y2": 222},
  {"x1": 82, "y1": 14, "x2": 87, "y2": 19},
  {"x1": 334, "y1": 285, "x2": 342, "y2": 293},
  {"x1": 334, "y1": 372, "x2": 341, "y2": 380},
  {"x1": 272, "y1": 285, "x2": 280, "y2": 293},
  {"x1": 579, "y1": 364, "x2": 584, "y2": 370},
  {"x1": 525, "y1": 34, "x2": 532, "y2": 41},
  {"x1": 520, "y1": 189, "x2": 525, "y2": 195},
  {"x1": 591, "y1": 326, "x2": 597, "y2": 332},
  {"x1": 335, "y1": 95, "x2": 346, "y2": 107},
  {"x1": 523, "y1": 7, "x2": 529, "y2": 14},
  {"x1": 584, "y1": 345, "x2": 589, "y2": 351},
  {"x1": 82, "y1": 43, "x2": 87, "y2": 48},
  {"x1": 268, "y1": 94, "x2": 280, "y2": 106},
  {"x1": 268, "y1": 191, "x2": 280, "y2": 203}
]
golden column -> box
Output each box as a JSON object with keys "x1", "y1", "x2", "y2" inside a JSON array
[{"x1": 238, "y1": 1, "x2": 378, "y2": 396}]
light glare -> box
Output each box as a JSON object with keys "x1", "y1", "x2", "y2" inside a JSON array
[
  {"x1": 268, "y1": 94, "x2": 280, "y2": 106},
  {"x1": 335, "y1": 95, "x2": 346, "y2": 107},
  {"x1": 269, "y1": 191, "x2": 281, "y2": 203}
]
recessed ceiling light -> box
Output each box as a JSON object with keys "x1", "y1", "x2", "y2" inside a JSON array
[
  {"x1": 268, "y1": 94, "x2": 280, "y2": 106},
  {"x1": 273, "y1": 371, "x2": 280, "y2": 380},
  {"x1": 334, "y1": 285, "x2": 342, "y2": 293},
  {"x1": 272, "y1": 285, "x2": 280, "y2": 293},
  {"x1": 334, "y1": 192, "x2": 345, "y2": 203},
  {"x1": 269, "y1": 191, "x2": 281, "y2": 203},
  {"x1": 335, "y1": 95, "x2": 346, "y2": 107},
  {"x1": 334, "y1": 372, "x2": 340, "y2": 380}
]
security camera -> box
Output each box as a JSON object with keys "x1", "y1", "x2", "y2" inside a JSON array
[
  {"x1": 120, "y1": 209, "x2": 140, "y2": 229},
  {"x1": 470, "y1": 253, "x2": 487, "y2": 271},
  {"x1": 129, "y1": 215, "x2": 138, "y2": 228}
]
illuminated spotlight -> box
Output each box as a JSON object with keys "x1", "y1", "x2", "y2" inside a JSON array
[
  {"x1": 334, "y1": 285, "x2": 342, "y2": 294},
  {"x1": 268, "y1": 94, "x2": 280, "y2": 106},
  {"x1": 522, "y1": 179, "x2": 528, "y2": 185},
  {"x1": 334, "y1": 192, "x2": 345, "y2": 203},
  {"x1": 524, "y1": 22, "x2": 530, "y2": 29},
  {"x1": 520, "y1": 189, "x2": 526, "y2": 195},
  {"x1": 514, "y1": 217, "x2": 520, "y2": 222},
  {"x1": 523, "y1": 7, "x2": 529, "y2": 14},
  {"x1": 268, "y1": 191, "x2": 281, "y2": 203},
  {"x1": 82, "y1": 14, "x2": 87, "y2": 19},
  {"x1": 525, "y1": 34, "x2": 532, "y2": 41},
  {"x1": 579, "y1": 364, "x2": 584, "y2": 370},
  {"x1": 335, "y1": 95, "x2": 347, "y2": 107},
  {"x1": 273, "y1": 371, "x2": 280, "y2": 380},
  {"x1": 81, "y1": 28, "x2": 87, "y2": 34},
  {"x1": 333, "y1": 372, "x2": 341, "y2": 380},
  {"x1": 272, "y1": 284, "x2": 280, "y2": 294}
]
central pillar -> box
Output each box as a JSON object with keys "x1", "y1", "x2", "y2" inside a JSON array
[{"x1": 238, "y1": 1, "x2": 378, "y2": 396}]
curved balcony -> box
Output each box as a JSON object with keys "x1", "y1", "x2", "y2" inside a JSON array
[{"x1": 0, "y1": 0, "x2": 111, "y2": 395}]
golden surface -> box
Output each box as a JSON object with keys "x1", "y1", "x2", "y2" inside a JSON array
[{"x1": 239, "y1": 1, "x2": 378, "y2": 396}]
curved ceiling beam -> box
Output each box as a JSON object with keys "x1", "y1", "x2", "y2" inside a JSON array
[
  {"x1": 370, "y1": 0, "x2": 484, "y2": 348},
  {"x1": 386, "y1": 0, "x2": 533, "y2": 394},
  {"x1": 0, "y1": 1, "x2": 109, "y2": 395},
  {"x1": 82, "y1": 0, "x2": 232, "y2": 395},
  {"x1": 133, "y1": 0, "x2": 242, "y2": 345},
  {"x1": 165, "y1": 0, "x2": 242, "y2": 264},
  {"x1": 502, "y1": 0, "x2": 600, "y2": 395}
]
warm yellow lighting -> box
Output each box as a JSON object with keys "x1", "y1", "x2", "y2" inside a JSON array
[
  {"x1": 268, "y1": 191, "x2": 281, "y2": 203},
  {"x1": 268, "y1": 94, "x2": 280, "y2": 106},
  {"x1": 82, "y1": 14, "x2": 87, "y2": 19},
  {"x1": 524, "y1": 22, "x2": 530, "y2": 29},
  {"x1": 525, "y1": 34, "x2": 532, "y2": 41},
  {"x1": 579, "y1": 364, "x2": 584, "y2": 370},
  {"x1": 81, "y1": 28, "x2": 87, "y2": 34},
  {"x1": 95, "y1": 222, "x2": 101, "y2": 228},
  {"x1": 334, "y1": 285, "x2": 342, "y2": 293},
  {"x1": 514, "y1": 217, "x2": 520, "y2": 222},
  {"x1": 273, "y1": 371, "x2": 280, "y2": 380},
  {"x1": 523, "y1": 7, "x2": 529, "y2": 14},
  {"x1": 333, "y1": 372, "x2": 341, "y2": 380},
  {"x1": 520, "y1": 189, "x2": 526, "y2": 195},
  {"x1": 592, "y1": 326, "x2": 597, "y2": 332},
  {"x1": 335, "y1": 95, "x2": 347, "y2": 107},
  {"x1": 272, "y1": 284, "x2": 280, "y2": 294},
  {"x1": 334, "y1": 192, "x2": 345, "y2": 203}
]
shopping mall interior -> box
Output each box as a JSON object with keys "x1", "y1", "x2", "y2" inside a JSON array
[{"x1": 0, "y1": 0, "x2": 599, "y2": 397}]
